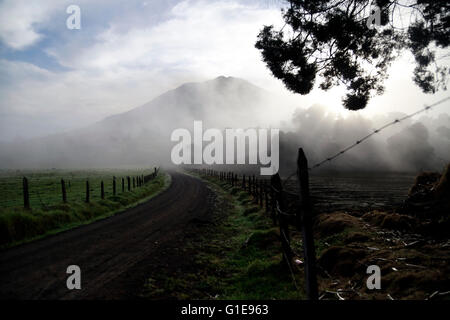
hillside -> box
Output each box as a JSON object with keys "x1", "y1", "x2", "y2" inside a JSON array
[{"x1": 0, "y1": 76, "x2": 279, "y2": 168}]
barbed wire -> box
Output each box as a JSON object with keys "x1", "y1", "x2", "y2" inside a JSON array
[
  {"x1": 282, "y1": 96, "x2": 450, "y2": 185},
  {"x1": 309, "y1": 96, "x2": 450, "y2": 170}
]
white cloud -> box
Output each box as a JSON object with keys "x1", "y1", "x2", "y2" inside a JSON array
[
  {"x1": 0, "y1": 0, "x2": 61, "y2": 50},
  {"x1": 0, "y1": 0, "x2": 448, "y2": 142}
]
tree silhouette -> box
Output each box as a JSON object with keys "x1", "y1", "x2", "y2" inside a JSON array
[{"x1": 255, "y1": 0, "x2": 449, "y2": 110}]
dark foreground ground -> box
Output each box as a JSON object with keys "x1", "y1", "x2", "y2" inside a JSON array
[
  {"x1": 0, "y1": 172, "x2": 214, "y2": 299},
  {"x1": 0, "y1": 170, "x2": 447, "y2": 300}
]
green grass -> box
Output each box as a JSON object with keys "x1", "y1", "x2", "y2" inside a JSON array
[
  {"x1": 142, "y1": 172, "x2": 305, "y2": 300},
  {"x1": 0, "y1": 168, "x2": 157, "y2": 209},
  {"x1": 0, "y1": 170, "x2": 171, "y2": 248}
]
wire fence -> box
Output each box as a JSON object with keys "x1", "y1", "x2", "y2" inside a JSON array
[
  {"x1": 309, "y1": 96, "x2": 450, "y2": 170},
  {"x1": 282, "y1": 96, "x2": 450, "y2": 185},
  {"x1": 0, "y1": 168, "x2": 159, "y2": 210}
]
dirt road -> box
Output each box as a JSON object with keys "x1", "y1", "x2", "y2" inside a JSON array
[{"x1": 0, "y1": 172, "x2": 212, "y2": 300}]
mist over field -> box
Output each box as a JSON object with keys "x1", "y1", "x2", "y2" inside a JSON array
[
  {"x1": 0, "y1": 76, "x2": 448, "y2": 173},
  {"x1": 0, "y1": 0, "x2": 448, "y2": 174}
]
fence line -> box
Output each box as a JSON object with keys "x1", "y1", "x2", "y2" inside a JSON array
[
  {"x1": 13, "y1": 168, "x2": 160, "y2": 210},
  {"x1": 310, "y1": 96, "x2": 450, "y2": 170},
  {"x1": 194, "y1": 149, "x2": 319, "y2": 300},
  {"x1": 280, "y1": 96, "x2": 450, "y2": 186}
]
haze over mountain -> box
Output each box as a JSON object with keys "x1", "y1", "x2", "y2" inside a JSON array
[
  {"x1": 0, "y1": 76, "x2": 282, "y2": 169},
  {"x1": 0, "y1": 76, "x2": 449, "y2": 173}
]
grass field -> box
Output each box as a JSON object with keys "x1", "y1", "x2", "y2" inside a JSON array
[
  {"x1": 0, "y1": 168, "x2": 171, "y2": 247},
  {"x1": 0, "y1": 168, "x2": 157, "y2": 209}
]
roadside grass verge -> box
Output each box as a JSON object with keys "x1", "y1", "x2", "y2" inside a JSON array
[
  {"x1": 0, "y1": 172, "x2": 171, "y2": 248},
  {"x1": 142, "y1": 172, "x2": 305, "y2": 300}
]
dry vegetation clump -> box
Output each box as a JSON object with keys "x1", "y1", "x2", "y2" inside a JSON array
[
  {"x1": 312, "y1": 167, "x2": 450, "y2": 299},
  {"x1": 314, "y1": 212, "x2": 361, "y2": 238},
  {"x1": 402, "y1": 163, "x2": 450, "y2": 220},
  {"x1": 318, "y1": 246, "x2": 367, "y2": 277},
  {"x1": 362, "y1": 211, "x2": 419, "y2": 233}
]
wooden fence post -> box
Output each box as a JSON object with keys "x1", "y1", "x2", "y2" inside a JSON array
[
  {"x1": 133, "y1": 177, "x2": 136, "y2": 189},
  {"x1": 85, "y1": 180, "x2": 90, "y2": 203},
  {"x1": 271, "y1": 174, "x2": 293, "y2": 267},
  {"x1": 259, "y1": 180, "x2": 263, "y2": 207},
  {"x1": 255, "y1": 178, "x2": 259, "y2": 203},
  {"x1": 113, "y1": 177, "x2": 116, "y2": 196},
  {"x1": 297, "y1": 148, "x2": 318, "y2": 300},
  {"x1": 270, "y1": 184, "x2": 276, "y2": 225},
  {"x1": 101, "y1": 181, "x2": 105, "y2": 199},
  {"x1": 122, "y1": 178, "x2": 125, "y2": 193},
  {"x1": 127, "y1": 176, "x2": 131, "y2": 191},
  {"x1": 264, "y1": 180, "x2": 269, "y2": 213},
  {"x1": 242, "y1": 174, "x2": 246, "y2": 189},
  {"x1": 252, "y1": 175, "x2": 256, "y2": 196},
  {"x1": 61, "y1": 179, "x2": 67, "y2": 203},
  {"x1": 23, "y1": 177, "x2": 30, "y2": 209}
]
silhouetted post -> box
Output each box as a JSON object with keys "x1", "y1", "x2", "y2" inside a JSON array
[
  {"x1": 113, "y1": 177, "x2": 116, "y2": 196},
  {"x1": 101, "y1": 181, "x2": 105, "y2": 199},
  {"x1": 270, "y1": 184, "x2": 276, "y2": 225},
  {"x1": 252, "y1": 175, "x2": 256, "y2": 196},
  {"x1": 254, "y1": 178, "x2": 259, "y2": 203},
  {"x1": 271, "y1": 173, "x2": 293, "y2": 267},
  {"x1": 248, "y1": 176, "x2": 251, "y2": 194},
  {"x1": 127, "y1": 176, "x2": 131, "y2": 191},
  {"x1": 122, "y1": 178, "x2": 125, "y2": 192},
  {"x1": 259, "y1": 180, "x2": 263, "y2": 207},
  {"x1": 133, "y1": 177, "x2": 136, "y2": 189},
  {"x1": 85, "y1": 180, "x2": 90, "y2": 203},
  {"x1": 264, "y1": 180, "x2": 269, "y2": 212},
  {"x1": 23, "y1": 177, "x2": 30, "y2": 209},
  {"x1": 242, "y1": 174, "x2": 246, "y2": 189},
  {"x1": 61, "y1": 179, "x2": 67, "y2": 203},
  {"x1": 297, "y1": 148, "x2": 318, "y2": 301}
]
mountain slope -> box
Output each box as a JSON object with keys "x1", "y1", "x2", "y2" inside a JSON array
[{"x1": 0, "y1": 76, "x2": 279, "y2": 168}]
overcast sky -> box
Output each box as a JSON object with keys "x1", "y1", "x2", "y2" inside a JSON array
[{"x1": 0, "y1": 0, "x2": 449, "y2": 142}]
